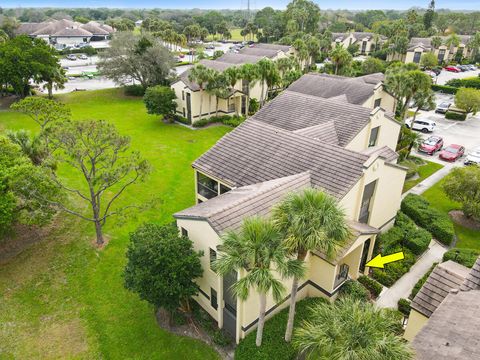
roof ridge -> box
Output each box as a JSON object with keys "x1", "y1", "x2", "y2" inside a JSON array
[{"x1": 282, "y1": 90, "x2": 372, "y2": 113}]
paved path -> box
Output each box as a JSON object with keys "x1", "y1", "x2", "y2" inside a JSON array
[
  {"x1": 403, "y1": 161, "x2": 460, "y2": 198},
  {"x1": 376, "y1": 240, "x2": 448, "y2": 308}
]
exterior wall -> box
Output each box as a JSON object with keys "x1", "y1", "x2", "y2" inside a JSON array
[
  {"x1": 362, "y1": 86, "x2": 396, "y2": 113},
  {"x1": 404, "y1": 309, "x2": 429, "y2": 341},
  {"x1": 405, "y1": 47, "x2": 426, "y2": 64},
  {"x1": 55, "y1": 36, "x2": 91, "y2": 45}
]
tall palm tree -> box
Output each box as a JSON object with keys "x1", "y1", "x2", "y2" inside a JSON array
[
  {"x1": 239, "y1": 63, "x2": 259, "y2": 117},
  {"x1": 445, "y1": 33, "x2": 461, "y2": 49},
  {"x1": 305, "y1": 36, "x2": 320, "y2": 70},
  {"x1": 294, "y1": 297, "x2": 414, "y2": 360},
  {"x1": 431, "y1": 36, "x2": 442, "y2": 49},
  {"x1": 272, "y1": 188, "x2": 350, "y2": 342},
  {"x1": 214, "y1": 216, "x2": 303, "y2": 347},
  {"x1": 293, "y1": 38, "x2": 309, "y2": 70},
  {"x1": 329, "y1": 44, "x2": 352, "y2": 75},
  {"x1": 412, "y1": 88, "x2": 436, "y2": 122},
  {"x1": 188, "y1": 65, "x2": 213, "y2": 120},
  {"x1": 257, "y1": 59, "x2": 280, "y2": 106}
]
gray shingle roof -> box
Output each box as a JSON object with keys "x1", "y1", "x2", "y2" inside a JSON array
[
  {"x1": 293, "y1": 121, "x2": 340, "y2": 145},
  {"x1": 193, "y1": 119, "x2": 369, "y2": 198},
  {"x1": 361, "y1": 146, "x2": 399, "y2": 163},
  {"x1": 412, "y1": 290, "x2": 480, "y2": 360},
  {"x1": 238, "y1": 47, "x2": 281, "y2": 58},
  {"x1": 408, "y1": 37, "x2": 433, "y2": 51},
  {"x1": 253, "y1": 43, "x2": 292, "y2": 52},
  {"x1": 31, "y1": 19, "x2": 80, "y2": 36},
  {"x1": 80, "y1": 23, "x2": 110, "y2": 35},
  {"x1": 53, "y1": 27, "x2": 92, "y2": 37},
  {"x1": 175, "y1": 172, "x2": 311, "y2": 233},
  {"x1": 250, "y1": 90, "x2": 372, "y2": 147},
  {"x1": 15, "y1": 22, "x2": 44, "y2": 35},
  {"x1": 460, "y1": 256, "x2": 480, "y2": 291},
  {"x1": 216, "y1": 52, "x2": 264, "y2": 65},
  {"x1": 288, "y1": 73, "x2": 383, "y2": 105},
  {"x1": 411, "y1": 260, "x2": 470, "y2": 318}
]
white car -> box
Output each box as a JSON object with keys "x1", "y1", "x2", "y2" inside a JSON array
[
  {"x1": 405, "y1": 118, "x2": 436, "y2": 133},
  {"x1": 464, "y1": 147, "x2": 480, "y2": 165}
]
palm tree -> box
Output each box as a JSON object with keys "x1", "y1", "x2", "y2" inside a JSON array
[
  {"x1": 224, "y1": 67, "x2": 240, "y2": 115},
  {"x1": 412, "y1": 88, "x2": 436, "y2": 122},
  {"x1": 305, "y1": 36, "x2": 320, "y2": 70},
  {"x1": 257, "y1": 59, "x2": 280, "y2": 106},
  {"x1": 445, "y1": 33, "x2": 461, "y2": 49},
  {"x1": 188, "y1": 65, "x2": 213, "y2": 120},
  {"x1": 207, "y1": 72, "x2": 230, "y2": 117},
  {"x1": 239, "y1": 63, "x2": 259, "y2": 117},
  {"x1": 293, "y1": 39, "x2": 309, "y2": 70},
  {"x1": 329, "y1": 44, "x2": 352, "y2": 75},
  {"x1": 272, "y1": 188, "x2": 350, "y2": 342},
  {"x1": 294, "y1": 297, "x2": 414, "y2": 360},
  {"x1": 214, "y1": 216, "x2": 304, "y2": 347},
  {"x1": 431, "y1": 36, "x2": 442, "y2": 49}
]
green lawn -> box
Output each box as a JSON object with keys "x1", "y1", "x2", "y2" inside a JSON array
[
  {"x1": 206, "y1": 28, "x2": 257, "y2": 42},
  {"x1": 422, "y1": 178, "x2": 480, "y2": 250},
  {"x1": 0, "y1": 89, "x2": 230, "y2": 359},
  {"x1": 402, "y1": 161, "x2": 444, "y2": 193}
]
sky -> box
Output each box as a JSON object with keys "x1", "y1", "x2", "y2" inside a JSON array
[{"x1": 1, "y1": 0, "x2": 479, "y2": 11}]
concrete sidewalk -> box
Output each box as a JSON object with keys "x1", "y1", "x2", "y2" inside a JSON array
[
  {"x1": 376, "y1": 240, "x2": 447, "y2": 309},
  {"x1": 403, "y1": 161, "x2": 460, "y2": 198}
]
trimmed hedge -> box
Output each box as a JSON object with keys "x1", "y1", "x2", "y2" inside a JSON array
[
  {"x1": 431, "y1": 84, "x2": 458, "y2": 94},
  {"x1": 124, "y1": 84, "x2": 146, "y2": 97},
  {"x1": 357, "y1": 275, "x2": 383, "y2": 298},
  {"x1": 401, "y1": 194, "x2": 455, "y2": 245},
  {"x1": 446, "y1": 77, "x2": 480, "y2": 89},
  {"x1": 445, "y1": 110, "x2": 467, "y2": 121},
  {"x1": 172, "y1": 114, "x2": 191, "y2": 125},
  {"x1": 410, "y1": 263, "x2": 437, "y2": 299},
  {"x1": 192, "y1": 115, "x2": 245, "y2": 128},
  {"x1": 371, "y1": 250, "x2": 416, "y2": 287},
  {"x1": 338, "y1": 280, "x2": 369, "y2": 301},
  {"x1": 443, "y1": 248, "x2": 480, "y2": 268},
  {"x1": 397, "y1": 298, "x2": 411, "y2": 316},
  {"x1": 235, "y1": 297, "x2": 328, "y2": 360}
]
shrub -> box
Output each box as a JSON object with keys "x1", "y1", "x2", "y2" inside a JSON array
[
  {"x1": 248, "y1": 98, "x2": 259, "y2": 115},
  {"x1": 143, "y1": 85, "x2": 177, "y2": 119},
  {"x1": 338, "y1": 280, "x2": 369, "y2": 301},
  {"x1": 431, "y1": 84, "x2": 458, "y2": 94},
  {"x1": 401, "y1": 194, "x2": 454, "y2": 245},
  {"x1": 124, "y1": 84, "x2": 145, "y2": 97},
  {"x1": 357, "y1": 275, "x2": 383, "y2": 298},
  {"x1": 375, "y1": 226, "x2": 404, "y2": 254},
  {"x1": 454, "y1": 87, "x2": 480, "y2": 114},
  {"x1": 372, "y1": 250, "x2": 416, "y2": 287},
  {"x1": 443, "y1": 248, "x2": 480, "y2": 268},
  {"x1": 445, "y1": 110, "x2": 467, "y2": 121},
  {"x1": 410, "y1": 263, "x2": 437, "y2": 299},
  {"x1": 397, "y1": 298, "x2": 411, "y2": 316},
  {"x1": 192, "y1": 115, "x2": 245, "y2": 128},
  {"x1": 235, "y1": 297, "x2": 328, "y2": 360},
  {"x1": 446, "y1": 77, "x2": 480, "y2": 90},
  {"x1": 172, "y1": 114, "x2": 191, "y2": 125}
]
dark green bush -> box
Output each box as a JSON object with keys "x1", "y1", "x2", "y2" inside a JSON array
[
  {"x1": 443, "y1": 248, "x2": 480, "y2": 268},
  {"x1": 192, "y1": 302, "x2": 232, "y2": 347},
  {"x1": 192, "y1": 115, "x2": 245, "y2": 128},
  {"x1": 401, "y1": 194, "x2": 454, "y2": 245},
  {"x1": 410, "y1": 263, "x2": 437, "y2": 299},
  {"x1": 445, "y1": 77, "x2": 480, "y2": 89},
  {"x1": 445, "y1": 110, "x2": 467, "y2": 121},
  {"x1": 357, "y1": 275, "x2": 383, "y2": 298},
  {"x1": 372, "y1": 250, "x2": 416, "y2": 287},
  {"x1": 376, "y1": 226, "x2": 404, "y2": 254},
  {"x1": 431, "y1": 84, "x2": 458, "y2": 94},
  {"x1": 235, "y1": 297, "x2": 328, "y2": 360},
  {"x1": 397, "y1": 298, "x2": 411, "y2": 316},
  {"x1": 172, "y1": 114, "x2": 191, "y2": 125},
  {"x1": 338, "y1": 280, "x2": 369, "y2": 301},
  {"x1": 124, "y1": 84, "x2": 146, "y2": 97}
]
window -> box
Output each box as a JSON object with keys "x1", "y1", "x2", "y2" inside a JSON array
[
  {"x1": 183, "y1": 107, "x2": 186, "y2": 117},
  {"x1": 197, "y1": 172, "x2": 219, "y2": 199},
  {"x1": 181, "y1": 227, "x2": 188, "y2": 238},
  {"x1": 210, "y1": 288, "x2": 218, "y2": 309},
  {"x1": 413, "y1": 51, "x2": 422, "y2": 63},
  {"x1": 220, "y1": 184, "x2": 230, "y2": 195},
  {"x1": 209, "y1": 248, "x2": 217, "y2": 270},
  {"x1": 374, "y1": 98, "x2": 381, "y2": 108},
  {"x1": 228, "y1": 98, "x2": 235, "y2": 113},
  {"x1": 182, "y1": 91, "x2": 185, "y2": 100},
  {"x1": 438, "y1": 49, "x2": 446, "y2": 63},
  {"x1": 368, "y1": 126, "x2": 380, "y2": 147},
  {"x1": 359, "y1": 180, "x2": 377, "y2": 224}
]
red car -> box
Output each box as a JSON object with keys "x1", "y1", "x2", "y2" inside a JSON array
[
  {"x1": 444, "y1": 66, "x2": 461, "y2": 73},
  {"x1": 419, "y1": 136, "x2": 444, "y2": 155},
  {"x1": 439, "y1": 144, "x2": 465, "y2": 162}
]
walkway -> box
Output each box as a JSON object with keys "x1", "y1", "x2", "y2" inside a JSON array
[
  {"x1": 376, "y1": 240, "x2": 447, "y2": 308},
  {"x1": 403, "y1": 161, "x2": 460, "y2": 198}
]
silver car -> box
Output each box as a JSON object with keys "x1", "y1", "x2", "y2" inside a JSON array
[
  {"x1": 464, "y1": 147, "x2": 480, "y2": 165},
  {"x1": 435, "y1": 102, "x2": 451, "y2": 114}
]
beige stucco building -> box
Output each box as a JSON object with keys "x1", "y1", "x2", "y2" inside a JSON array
[
  {"x1": 171, "y1": 43, "x2": 296, "y2": 124},
  {"x1": 173, "y1": 73, "x2": 405, "y2": 343},
  {"x1": 331, "y1": 32, "x2": 387, "y2": 55}
]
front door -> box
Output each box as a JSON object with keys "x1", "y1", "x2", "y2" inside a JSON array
[
  {"x1": 222, "y1": 271, "x2": 237, "y2": 339},
  {"x1": 186, "y1": 93, "x2": 192, "y2": 122},
  {"x1": 359, "y1": 238, "x2": 371, "y2": 273},
  {"x1": 241, "y1": 96, "x2": 246, "y2": 116}
]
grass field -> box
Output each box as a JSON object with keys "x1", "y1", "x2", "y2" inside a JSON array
[
  {"x1": 402, "y1": 161, "x2": 444, "y2": 193},
  {"x1": 422, "y1": 178, "x2": 480, "y2": 250},
  {"x1": 207, "y1": 28, "x2": 257, "y2": 42},
  {"x1": 0, "y1": 89, "x2": 230, "y2": 359}
]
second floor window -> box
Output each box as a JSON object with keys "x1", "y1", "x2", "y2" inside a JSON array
[
  {"x1": 209, "y1": 248, "x2": 217, "y2": 270},
  {"x1": 359, "y1": 180, "x2": 377, "y2": 224},
  {"x1": 197, "y1": 172, "x2": 218, "y2": 199},
  {"x1": 368, "y1": 126, "x2": 380, "y2": 147},
  {"x1": 413, "y1": 51, "x2": 422, "y2": 63},
  {"x1": 374, "y1": 98, "x2": 381, "y2": 108}
]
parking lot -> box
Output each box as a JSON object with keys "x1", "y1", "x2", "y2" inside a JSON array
[
  {"x1": 434, "y1": 68, "x2": 479, "y2": 85},
  {"x1": 410, "y1": 92, "x2": 480, "y2": 164}
]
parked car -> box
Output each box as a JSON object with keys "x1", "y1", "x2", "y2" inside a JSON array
[
  {"x1": 435, "y1": 102, "x2": 452, "y2": 114},
  {"x1": 405, "y1": 118, "x2": 436, "y2": 133},
  {"x1": 467, "y1": 64, "x2": 477, "y2": 71},
  {"x1": 78, "y1": 54, "x2": 88, "y2": 60},
  {"x1": 424, "y1": 70, "x2": 436, "y2": 78},
  {"x1": 431, "y1": 68, "x2": 442, "y2": 76},
  {"x1": 444, "y1": 66, "x2": 461, "y2": 73},
  {"x1": 66, "y1": 54, "x2": 77, "y2": 61},
  {"x1": 205, "y1": 44, "x2": 215, "y2": 50},
  {"x1": 457, "y1": 65, "x2": 470, "y2": 72},
  {"x1": 418, "y1": 136, "x2": 444, "y2": 155},
  {"x1": 464, "y1": 146, "x2": 480, "y2": 165},
  {"x1": 439, "y1": 144, "x2": 465, "y2": 162}
]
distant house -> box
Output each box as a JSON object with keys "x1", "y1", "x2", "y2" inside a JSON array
[
  {"x1": 173, "y1": 72, "x2": 405, "y2": 343},
  {"x1": 16, "y1": 19, "x2": 114, "y2": 48},
  {"x1": 388, "y1": 35, "x2": 475, "y2": 64},
  {"x1": 331, "y1": 32, "x2": 387, "y2": 55},
  {"x1": 407, "y1": 257, "x2": 480, "y2": 360}
]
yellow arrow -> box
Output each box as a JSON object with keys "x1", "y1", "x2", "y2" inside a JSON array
[{"x1": 366, "y1": 252, "x2": 405, "y2": 269}]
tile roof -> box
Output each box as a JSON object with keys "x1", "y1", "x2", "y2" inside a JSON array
[
  {"x1": 80, "y1": 23, "x2": 110, "y2": 35},
  {"x1": 408, "y1": 37, "x2": 433, "y2": 51},
  {"x1": 175, "y1": 172, "x2": 311, "y2": 233},
  {"x1": 361, "y1": 146, "x2": 399, "y2": 163},
  {"x1": 15, "y1": 22, "x2": 44, "y2": 35},
  {"x1": 412, "y1": 290, "x2": 480, "y2": 360},
  {"x1": 252, "y1": 43, "x2": 292, "y2": 52},
  {"x1": 411, "y1": 260, "x2": 470, "y2": 318},
  {"x1": 31, "y1": 19, "x2": 80, "y2": 36},
  {"x1": 460, "y1": 256, "x2": 480, "y2": 291},
  {"x1": 250, "y1": 90, "x2": 372, "y2": 147},
  {"x1": 193, "y1": 119, "x2": 369, "y2": 198},
  {"x1": 293, "y1": 121, "x2": 340, "y2": 145},
  {"x1": 287, "y1": 73, "x2": 384, "y2": 105},
  {"x1": 215, "y1": 52, "x2": 264, "y2": 65},
  {"x1": 53, "y1": 27, "x2": 93, "y2": 37},
  {"x1": 238, "y1": 47, "x2": 281, "y2": 58}
]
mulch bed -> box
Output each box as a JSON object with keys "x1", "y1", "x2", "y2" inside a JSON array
[{"x1": 449, "y1": 210, "x2": 480, "y2": 231}]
